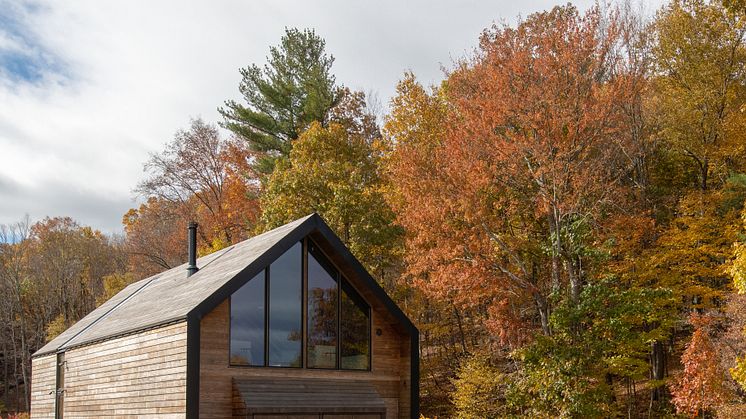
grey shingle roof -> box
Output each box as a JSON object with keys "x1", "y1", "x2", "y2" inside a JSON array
[{"x1": 34, "y1": 214, "x2": 314, "y2": 357}]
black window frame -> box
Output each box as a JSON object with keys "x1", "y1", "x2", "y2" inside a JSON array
[
  {"x1": 228, "y1": 237, "x2": 372, "y2": 371},
  {"x1": 267, "y1": 241, "x2": 304, "y2": 368},
  {"x1": 228, "y1": 269, "x2": 267, "y2": 367},
  {"x1": 339, "y1": 274, "x2": 372, "y2": 371},
  {"x1": 306, "y1": 240, "x2": 340, "y2": 370}
]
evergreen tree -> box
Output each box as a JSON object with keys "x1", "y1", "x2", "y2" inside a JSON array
[{"x1": 220, "y1": 28, "x2": 340, "y2": 173}]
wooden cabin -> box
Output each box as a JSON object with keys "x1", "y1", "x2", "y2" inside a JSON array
[{"x1": 29, "y1": 214, "x2": 419, "y2": 418}]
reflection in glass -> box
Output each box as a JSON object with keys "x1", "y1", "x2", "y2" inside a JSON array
[
  {"x1": 268, "y1": 242, "x2": 303, "y2": 367},
  {"x1": 230, "y1": 271, "x2": 265, "y2": 366},
  {"x1": 341, "y1": 278, "x2": 370, "y2": 370},
  {"x1": 307, "y1": 244, "x2": 338, "y2": 368}
]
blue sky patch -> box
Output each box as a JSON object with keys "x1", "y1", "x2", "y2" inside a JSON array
[{"x1": 0, "y1": 1, "x2": 66, "y2": 83}]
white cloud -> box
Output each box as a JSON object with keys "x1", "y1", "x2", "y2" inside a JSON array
[{"x1": 0, "y1": 0, "x2": 665, "y2": 234}]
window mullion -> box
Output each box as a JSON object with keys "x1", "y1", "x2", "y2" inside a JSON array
[
  {"x1": 302, "y1": 238, "x2": 308, "y2": 369},
  {"x1": 337, "y1": 274, "x2": 342, "y2": 370},
  {"x1": 264, "y1": 266, "x2": 269, "y2": 367}
]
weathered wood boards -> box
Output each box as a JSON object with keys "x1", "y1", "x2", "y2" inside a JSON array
[{"x1": 30, "y1": 322, "x2": 187, "y2": 418}]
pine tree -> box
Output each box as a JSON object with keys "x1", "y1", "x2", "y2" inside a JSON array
[{"x1": 220, "y1": 28, "x2": 340, "y2": 173}]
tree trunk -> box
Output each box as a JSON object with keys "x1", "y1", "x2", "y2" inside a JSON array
[
  {"x1": 548, "y1": 212, "x2": 561, "y2": 294},
  {"x1": 453, "y1": 307, "x2": 468, "y2": 354},
  {"x1": 650, "y1": 340, "x2": 666, "y2": 402},
  {"x1": 19, "y1": 326, "x2": 29, "y2": 411},
  {"x1": 533, "y1": 292, "x2": 551, "y2": 335},
  {"x1": 701, "y1": 158, "x2": 708, "y2": 191},
  {"x1": 3, "y1": 334, "x2": 9, "y2": 410},
  {"x1": 567, "y1": 257, "x2": 583, "y2": 304}
]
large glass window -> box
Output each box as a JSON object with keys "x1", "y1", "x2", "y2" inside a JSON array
[
  {"x1": 307, "y1": 243, "x2": 338, "y2": 369},
  {"x1": 340, "y1": 279, "x2": 370, "y2": 370},
  {"x1": 268, "y1": 242, "x2": 303, "y2": 367},
  {"x1": 229, "y1": 239, "x2": 371, "y2": 371},
  {"x1": 230, "y1": 271, "x2": 265, "y2": 366}
]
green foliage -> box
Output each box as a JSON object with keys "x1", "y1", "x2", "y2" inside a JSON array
[
  {"x1": 260, "y1": 118, "x2": 402, "y2": 283},
  {"x1": 220, "y1": 28, "x2": 340, "y2": 173},
  {"x1": 505, "y1": 279, "x2": 677, "y2": 418},
  {"x1": 451, "y1": 354, "x2": 505, "y2": 419}
]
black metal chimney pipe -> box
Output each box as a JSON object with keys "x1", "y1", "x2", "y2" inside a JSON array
[{"x1": 187, "y1": 221, "x2": 198, "y2": 277}]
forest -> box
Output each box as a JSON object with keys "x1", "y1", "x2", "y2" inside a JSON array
[{"x1": 3, "y1": 0, "x2": 746, "y2": 417}]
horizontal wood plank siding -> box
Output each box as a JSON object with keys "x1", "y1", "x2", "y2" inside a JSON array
[
  {"x1": 30, "y1": 354, "x2": 56, "y2": 418},
  {"x1": 200, "y1": 300, "x2": 410, "y2": 419},
  {"x1": 60, "y1": 321, "x2": 188, "y2": 418}
]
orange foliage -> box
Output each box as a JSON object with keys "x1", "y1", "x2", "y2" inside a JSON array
[
  {"x1": 125, "y1": 120, "x2": 261, "y2": 277},
  {"x1": 670, "y1": 314, "x2": 729, "y2": 417},
  {"x1": 386, "y1": 5, "x2": 643, "y2": 345}
]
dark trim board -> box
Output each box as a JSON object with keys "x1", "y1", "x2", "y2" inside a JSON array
[
  {"x1": 186, "y1": 313, "x2": 200, "y2": 419},
  {"x1": 411, "y1": 330, "x2": 420, "y2": 418},
  {"x1": 185, "y1": 213, "x2": 420, "y2": 418}
]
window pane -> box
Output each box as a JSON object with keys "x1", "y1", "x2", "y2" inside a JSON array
[
  {"x1": 230, "y1": 271, "x2": 265, "y2": 366},
  {"x1": 307, "y1": 243, "x2": 338, "y2": 369},
  {"x1": 269, "y1": 242, "x2": 303, "y2": 367},
  {"x1": 340, "y1": 278, "x2": 370, "y2": 370}
]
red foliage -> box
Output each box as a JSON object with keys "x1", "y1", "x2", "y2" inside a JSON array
[
  {"x1": 670, "y1": 314, "x2": 728, "y2": 417},
  {"x1": 386, "y1": 5, "x2": 643, "y2": 345}
]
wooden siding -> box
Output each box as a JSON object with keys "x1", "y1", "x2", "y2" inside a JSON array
[
  {"x1": 30, "y1": 354, "x2": 56, "y2": 418},
  {"x1": 200, "y1": 300, "x2": 411, "y2": 419},
  {"x1": 33, "y1": 321, "x2": 188, "y2": 418}
]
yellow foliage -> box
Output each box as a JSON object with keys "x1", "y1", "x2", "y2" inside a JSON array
[
  {"x1": 97, "y1": 273, "x2": 135, "y2": 305},
  {"x1": 451, "y1": 354, "x2": 504, "y2": 419},
  {"x1": 729, "y1": 205, "x2": 746, "y2": 390},
  {"x1": 730, "y1": 208, "x2": 746, "y2": 293},
  {"x1": 652, "y1": 0, "x2": 746, "y2": 189},
  {"x1": 45, "y1": 314, "x2": 66, "y2": 342}
]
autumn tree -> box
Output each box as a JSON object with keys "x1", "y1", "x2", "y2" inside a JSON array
[
  {"x1": 260, "y1": 91, "x2": 401, "y2": 285},
  {"x1": 727, "y1": 199, "x2": 746, "y2": 394},
  {"x1": 0, "y1": 217, "x2": 125, "y2": 411},
  {"x1": 0, "y1": 219, "x2": 32, "y2": 411},
  {"x1": 130, "y1": 118, "x2": 260, "y2": 274},
  {"x1": 670, "y1": 314, "x2": 729, "y2": 417},
  {"x1": 220, "y1": 28, "x2": 341, "y2": 173},
  {"x1": 122, "y1": 198, "x2": 190, "y2": 278},
  {"x1": 387, "y1": 4, "x2": 641, "y2": 343},
  {"x1": 451, "y1": 354, "x2": 505, "y2": 419},
  {"x1": 26, "y1": 217, "x2": 125, "y2": 328},
  {"x1": 652, "y1": 0, "x2": 746, "y2": 191}
]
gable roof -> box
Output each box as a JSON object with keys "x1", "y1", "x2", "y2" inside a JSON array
[{"x1": 34, "y1": 213, "x2": 416, "y2": 357}]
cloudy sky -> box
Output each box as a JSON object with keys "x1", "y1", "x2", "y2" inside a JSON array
[{"x1": 0, "y1": 0, "x2": 664, "y2": 234}]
